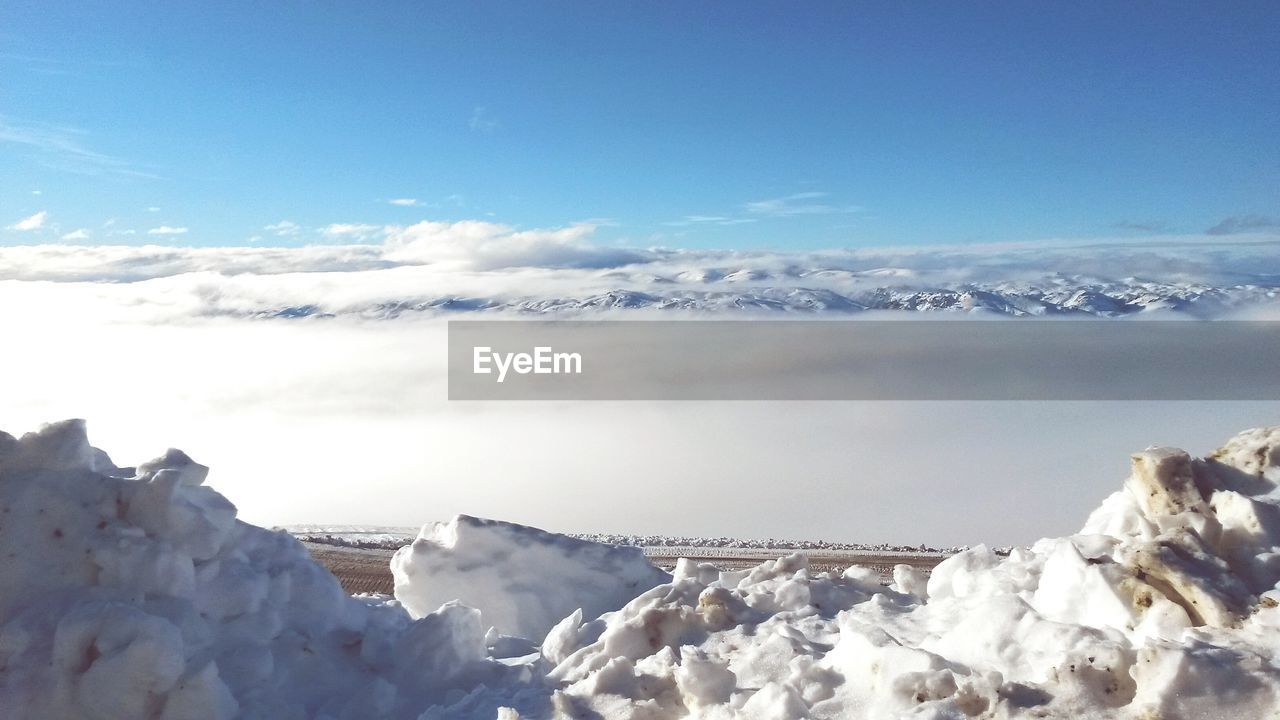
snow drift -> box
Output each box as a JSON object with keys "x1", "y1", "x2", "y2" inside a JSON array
[{"x1": 3, "y1": 419, "x2": 1280, "y2": 719}]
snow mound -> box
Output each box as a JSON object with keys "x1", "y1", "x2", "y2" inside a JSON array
[
  {"x1": 544, "y1": 427, "x2": 1280, "y2": 719},
  {"x1": 6, "y1": 419, "x2": 1280, "y2": 719},
  {"x1": 0, "y1": 420, "x2": 541, "y2": 720},
  {"x1": 391, "y1": 515, "x2": 670, "y2": 641}
]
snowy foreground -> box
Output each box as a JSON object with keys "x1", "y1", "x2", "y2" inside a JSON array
[{"x1": 3, "y1": 422, "x2": 1280, "y2": 719}]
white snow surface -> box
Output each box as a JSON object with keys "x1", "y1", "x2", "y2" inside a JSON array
[
  {"x1": 391, "y1": 515, "x2": 671, "y2": 641},
  {"x1": 5, "y1": 420, "x2": 1280, "y2": 719}
]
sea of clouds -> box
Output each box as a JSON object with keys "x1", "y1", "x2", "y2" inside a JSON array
[
  {"x1": 0, "y1": 226, "x2": 1277, "y2": 545},
  {"x1": 1, "y1": 221, "x2": 1279, "y2": 320}
]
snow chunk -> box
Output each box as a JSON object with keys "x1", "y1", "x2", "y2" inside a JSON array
[{"x1": 391, "y1": 514, "x2": 670, "y2": 641}]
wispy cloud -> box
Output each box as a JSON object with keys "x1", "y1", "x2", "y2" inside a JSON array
[
  {"x1": 665, "y1": 192, "x2": 861, "y2": 227},
  {"x1": 0, "y1": 51, "x2": 137, "y2": 76},
  {"x1": 662, "y1": 215, "x2": 757, "y2": 227},
  {"x1": 1207, "y1": 214, "x2": 1280, "y2": 236},
  {"x1": 388, "y1": 198, "x2": 421, "y2": 207},
  {"x1": 1113, "y1": 220, "x2": 1169, "y2": 233},
  {"x1": 8, "y1": 210, "x2": 47, "y2": 231},
  {"x1": 0, "y1": 52, "x2": 73, "y2": 76},
  {"x1": 264, "y1": 220, "x2": 301, "y2": 236},
  {"x1": 61, "y1": 228, "x2": 90, "y2": 241},
  {"x1": 146, "y1": 206, "x2": 161, "y2": 213},
  {"x1": 0, "y1": 116, "x2": 158, "y2": 179},
  {"x1": 574, "y1": 217, "x2": 621, "y2": 228},
  {"x1": 744, "y1": 192, "x2": 863, "y2": 217},
  {"x1": 469, "y1": 106, "x2": 499, "y2": 133},
  {"x1": 147, "y1": 225, "x2": 188, "y2": 236}
]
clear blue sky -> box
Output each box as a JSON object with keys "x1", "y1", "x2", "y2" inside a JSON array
[{"x1": 2, "y1": 1, "x2": 1277, "y2": 249}]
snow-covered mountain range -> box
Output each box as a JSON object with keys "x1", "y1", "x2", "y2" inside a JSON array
[
  {"x1": 251, "y1": 276, "x2": 1279, "y2": 319},
  {"x1": 3, "y1": 231, "x2": 1278, "y2": 321}
]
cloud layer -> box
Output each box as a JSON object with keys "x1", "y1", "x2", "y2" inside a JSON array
[
  {"x1": 3, "y1": 219, "x2": 1279, "y2": 285},
  {"x1": 0, "y1": 220, "x2": 1278, "y2": 325}
]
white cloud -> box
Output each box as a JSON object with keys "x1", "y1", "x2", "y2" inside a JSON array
[
  {"x1": 61, "y1": 228, "x2": 90, "y2": 241},
  {"x1": 147, "y1": 225, "x2": 189, "y2": 236},
  {"x1": 388, "y1": 198, "x2": 421, "y2": 207},
  {"x1": 744, "y1": 192, "x2": 862, "y2": 217},
  {"x1": 31, "y1": 190, "x2": 41, "y2": 196},
  {"x1": 146, "y1": 206, "x2": 161, "y2": 213},
  {"x1": 323, "y1": 223, "x2": 383, "y2": 241},
  {"x1": 384, "y1": 219, "x2": 644, "y2": 270},
  {"x1": 8, "y1": 210, "x2": 47, "y2": 231},
  {"x1": 264, "y1": 220, "x2": 301, "y2": 236},
  {"x1": 469, "y1": 106, "x2": 499, "y2": 133}
]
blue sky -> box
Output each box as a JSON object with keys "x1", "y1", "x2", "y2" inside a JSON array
[{"x1": 2, "y1": 1, "x2": 1277, "y2": 249}]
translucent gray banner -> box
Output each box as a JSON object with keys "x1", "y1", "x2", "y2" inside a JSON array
[{"x1": 447, "y1": 320, "x2": 1280, "y2": 401}]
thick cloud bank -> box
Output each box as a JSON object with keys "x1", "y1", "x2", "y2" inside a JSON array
[
  {"x1": 4, "y1": 420, "x2": 1280, "y2": 718},
  {"x1": 1, "y1": 229, "x2": 1279, "y2": 320}
]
